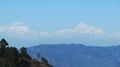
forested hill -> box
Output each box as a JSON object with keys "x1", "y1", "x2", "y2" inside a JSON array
[
  {"x1": 0, "y1": 38, "x2": 53, "y2": 67},
  {"x1": 27, "y1": 44, "x2": 120, "y2": 67}
]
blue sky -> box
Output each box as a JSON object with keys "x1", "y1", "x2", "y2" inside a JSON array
[{"x1": 0, "y1": 0, "x2": 120, "y2": 48}]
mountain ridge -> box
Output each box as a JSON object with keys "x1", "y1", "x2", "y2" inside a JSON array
[{"x1": 27, "y1": 44, "x2": 120, "y2": 67}]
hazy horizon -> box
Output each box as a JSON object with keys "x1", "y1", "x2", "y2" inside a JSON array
[{"x1": 0, "y1": 0, "x2": 120, "y2": 48}]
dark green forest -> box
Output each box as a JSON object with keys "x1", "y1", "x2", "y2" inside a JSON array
[{"x1": 0, "y1": 38, "x2": 53, "y2": 67}]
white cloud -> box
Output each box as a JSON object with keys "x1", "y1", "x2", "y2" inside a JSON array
[
  {"x1": 0, "y1": 22, "x2": 120, "y2": 46},
  {"x1": 39, "y1": 32, "x2": 49, "y2": 37},
  {"x1": 9, "y1": 22, "x2": 30, "y2": 32},
  {"x1": 0, "y1": 22, "x2": 37, "y2": 39},
  {"x1": 53, "y1": 23, "x2": 109, "y2": 39},
  {"x1": 49, "y1": 23, "x2": 120, "y2": 46},
  {"x1": 111, "y1": 32, "x2": 120, "y2": 39},
  {"x1": 0, "y1": 27, "x2": 4, "y2": 32},
  {"x1": 74, "y1": 23, "x2": 107, "y2": 35}
]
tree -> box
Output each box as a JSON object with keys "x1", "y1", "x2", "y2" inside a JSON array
[
  {"x1": 41, "y1": 57, "x2": 48, "y2": 64},
  {"x1": 4, "y1": 47, "x2": 19, "y2": 67},
  {"x1": 20, "y1": 47, "x2": 32, "y2": 59},
  {"x1": 21, "y1": 47, "x2": 27, "y2": 55},
  {"x1": 0, "y1": 38, "x2": 8, "y2": 48},
  {"x1": 18, "y1": 47, "x2": 32, "y2": 67},
  {"x1": 0, "y1": 38, "x2": 53, "y2": 67},
  {"x1": 0, "y1": 38, "x2": 9, "y2": 56}
]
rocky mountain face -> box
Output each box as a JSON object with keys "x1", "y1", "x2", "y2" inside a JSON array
[{"x1": 27, "y1": 44, "x2": 120, "y2": 67}]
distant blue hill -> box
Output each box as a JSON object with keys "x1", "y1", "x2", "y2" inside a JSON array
[{"x1": 27, "y1": 44, "x2": 120, "y2": 67}]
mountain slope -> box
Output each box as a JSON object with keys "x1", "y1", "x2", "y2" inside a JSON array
[{"x1": 27, "y1": 44, "x2": 120, "y2": 67}]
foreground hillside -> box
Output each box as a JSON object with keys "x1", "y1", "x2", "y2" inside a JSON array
[
  {"x1": 27, "y1": 44, "x2": 120, "y2": 67},
  {"x1": 0, "y1": 38, "x2": 52, "y2": 67}
]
